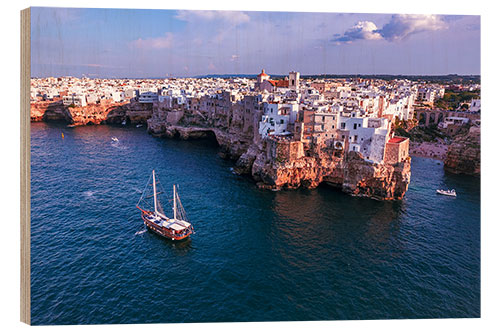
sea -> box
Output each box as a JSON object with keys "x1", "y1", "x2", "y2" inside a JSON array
[{"x1": 30, "y1": 122, "x2": 480, "y2": 325}]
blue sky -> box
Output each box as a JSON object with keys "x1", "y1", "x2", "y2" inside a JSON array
[{"x1": 30, "y1": 7, "x2": 480, "y2": 78}]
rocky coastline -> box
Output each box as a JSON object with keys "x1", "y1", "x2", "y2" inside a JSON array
[
  {"x1": 31, "y1": 100, "x2": 412, "y2": 200},
  {"x1": 146, "y1": 112, "x2": 411, "y2": 200},
  {"x1": 444, "y1": 126, "x2": 480, "y2": 176},
  {"x1": 30, "y1": 99, "x2": 152, "y2": 126}
]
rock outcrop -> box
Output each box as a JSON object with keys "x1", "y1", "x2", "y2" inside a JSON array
[
  {"x1": 248, "y1": 141, "x2": 411, "y2": 200},
  {"x1": 30, "y1": 99, "x2": 153, "y2": 126},
  {"x1": 147, "y1": 106, "x2": 412, "y2": 200},
  {"x1": 444, "y1": 126, "x2": 480, "y2": 176},
  {"x1": 33, "y1": 96, "x2": 412, "y2": 200}
]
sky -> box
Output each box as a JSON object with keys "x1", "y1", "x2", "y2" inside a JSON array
[{"x1": 30, "y1": 7, "x2": 481, "y2": 78}]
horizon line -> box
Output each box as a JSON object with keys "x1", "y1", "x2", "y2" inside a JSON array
[{"x1": 31, "y1": 73, "x2": 481, "y2": 80}]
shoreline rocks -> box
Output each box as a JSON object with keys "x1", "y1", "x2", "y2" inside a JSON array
[
  {"x1": 444, "y1": 126, "x2": 480, "y2": 176},
  {"x1": 30, "y1": 99, "x2": 153, "y2": 126},
  {"x1": 32, "y1": 100, "x2": 413, "y2": 200}
]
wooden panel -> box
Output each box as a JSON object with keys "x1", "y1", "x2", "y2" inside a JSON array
[{"x1": 20, "y1": 7, "x2": 31, "y2": 326}]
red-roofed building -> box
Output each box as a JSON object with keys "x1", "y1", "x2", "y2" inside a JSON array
[
  {"x1": 257, "y1": 69, "x2": 300, "y2": 92},
  {"x1": 261, "y1": 79, "x2": 289, "y2": 92},
  {"x1": 257, "y1": 69, "x2": 270, "y2": 85}
]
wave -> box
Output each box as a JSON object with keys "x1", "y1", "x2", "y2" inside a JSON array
[
  {"x1": 134, "y1": 229, "x2": 147, "y2": 236},
  {"x1": 83, "y1": 190, "x2": 96, "y2": 197}
]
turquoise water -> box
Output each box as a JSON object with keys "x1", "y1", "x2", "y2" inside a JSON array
[{"x1": 30, "y1": 122, "x2": 480, "y2": 325}]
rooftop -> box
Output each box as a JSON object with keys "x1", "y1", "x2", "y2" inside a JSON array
[{"x1": 388, "y1": 136, "x2": 408, "y2": 144}]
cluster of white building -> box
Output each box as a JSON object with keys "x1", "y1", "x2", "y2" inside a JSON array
[
  {"x1": 31, "y1": 71, "x2": 480, "y2": 164},
  {"x1": 251, "y1": 71, "x2": 418, "y2": 163},
  {"x1": 30, "y1": 76, "x2": 254, "y2": 107}
]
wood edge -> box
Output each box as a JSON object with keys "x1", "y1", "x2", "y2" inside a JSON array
[{"x1": 20, "y1": 6, "x2": 31, "y2": 326}]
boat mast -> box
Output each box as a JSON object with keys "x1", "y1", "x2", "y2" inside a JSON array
[
  {"x1": 173, "y1": 184, "x2": 177, "y2": 220},
  {"x1": 152, "y1": 170, "x2": 158, "y2": 215}
]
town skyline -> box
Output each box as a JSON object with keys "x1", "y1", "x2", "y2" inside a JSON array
[{"x1": 31, "y1": 7, "x2": 480, "y2": 78}]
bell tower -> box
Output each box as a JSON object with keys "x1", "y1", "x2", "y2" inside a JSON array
[{"x1": 289, "y1": 71, "x2": 300, "y2": 90}]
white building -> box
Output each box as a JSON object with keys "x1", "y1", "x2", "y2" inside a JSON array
[
  {"x1": 337, "y1": 116, "x2": 390, "y2": 163},
  {"x1": 111, "y1": 91, "x2": 125, "y2": 103},
  {"x1": 469, "y1": 99, "x2": 480, "y2": 112},
  {"x1": 138, "y1": 91, "x2": 158, "y2": 103},
  {"x1": 438, "y1": 116, "x2": 470, "y2": 129},
  {"x1": 417, "y1": 88, "x2": 436, "y2": 103},
  {"x1": 62, "y1": 94, "x2": 87, "y2": 107},
  {"x1": 258, "y1": 102, "x2": 299, "y2": 137}
]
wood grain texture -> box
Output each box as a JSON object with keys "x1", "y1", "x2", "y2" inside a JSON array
[{"x1": 20, "y1": 7, "x2": 31, "y2": 325}]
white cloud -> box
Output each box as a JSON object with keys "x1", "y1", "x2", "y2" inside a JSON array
[
  {"x1": 175, "y1": 10, "x2": 250, "y2": 25},
  {"x1": 333, "y1": 14, "x2": 447, "y2": 44},
  {"x1": 333, "y1": 21, "x2": 382, "y2": 43},
  {"x1": 377, "y1": 14, "x2": 447, "y2": 41},
  {"x1": 130, "y1": 32, "x2": 174, "y2": 49}
]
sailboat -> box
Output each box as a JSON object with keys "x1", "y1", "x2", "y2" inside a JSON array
[{"x1": 136, "y1": 170, "x2": 194, "y2": 241}]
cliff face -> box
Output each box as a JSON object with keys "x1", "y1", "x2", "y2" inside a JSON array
[
  {"x1": 146, "y1": 105, "x2": 411, "y2": 200},
  {"x1": 444, "y1": 126, "x2": 480, "y2": 176},
  {"x1": 248, "y1": 142, "x2": 411, "y2": 200},
  {"x1": 30, "y1": 99, "x2": 153, "y2": 126},
  {"x1": 342, "y1": 152, "x2": 411, "y2": 200}
]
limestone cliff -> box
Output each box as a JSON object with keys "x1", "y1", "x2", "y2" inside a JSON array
[
  {"x1": 148, "y1": 103, "x2": 412, "y2": 200},
  {"x1": 30, "y1": 99, "x2": 153, "y2": 126},
  {"x1": 444, "y1": 126, "x2": 480, "y2": 176},
  {"x1": 248, "y1": 141, "x2": 411, "y2": 200}
]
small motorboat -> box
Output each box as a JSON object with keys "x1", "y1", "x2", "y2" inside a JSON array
[
  {"x1": 122, "y1": 120, "x2": 127, "y2": 126},
  {"x1": 111, "y1": 137, "x2": 119, "y2": 142},
  {"x1": 436, "y1": 189, "x2": 456, "y2": 197},
  {"x1": 136, "y1": 124, "x2": 143, "y2": 128}
]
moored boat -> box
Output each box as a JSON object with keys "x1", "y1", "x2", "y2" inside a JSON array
[
  {"x1": 436, "y1": 189, "x2": 456, "y2": 197},
  {"x1": 136, "y1": 170, "x2": 194, "y2": 241}
]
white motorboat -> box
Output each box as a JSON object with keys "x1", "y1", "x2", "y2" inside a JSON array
[
  {"x1": 111, "y1": 137, "x2": 119, "y2": 142},
  {"x1": 436, "y1": 189, "x2": 456, "y2": 197}
]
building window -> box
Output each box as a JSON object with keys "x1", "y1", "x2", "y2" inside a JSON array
[
  {"x1": 341, "y1": 123, "x2": 345, "y2": 129},
  {"x1": 354, "y1": 123, "x2": 357, "y2": 130}
]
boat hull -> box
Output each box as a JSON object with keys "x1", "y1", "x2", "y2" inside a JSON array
[
  {"x1": 140, "y1": 211, "x2": 193, "y2": 241},
  {"x1": 436, "y1": 190, "x2": 456, "y2": 197}
]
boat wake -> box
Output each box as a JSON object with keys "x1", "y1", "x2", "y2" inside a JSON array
[
  {"x1": 83, "y1": 190, "x2": 96, "y2": 198},
  {"x1": 135, "y1": 229, "x2": 147, "y2": 236}
]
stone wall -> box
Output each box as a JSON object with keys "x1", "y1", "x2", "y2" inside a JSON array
[{"x1": 384, "y1": 137, "x2": 410, "y2": 165}]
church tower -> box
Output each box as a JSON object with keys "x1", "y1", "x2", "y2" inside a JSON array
[
  {"x1": 289, "y1": 71, "x2": 300, "y2": 90},
  {"x1": 257, "y1": 69, "x2": 270, "y2": 85}
]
